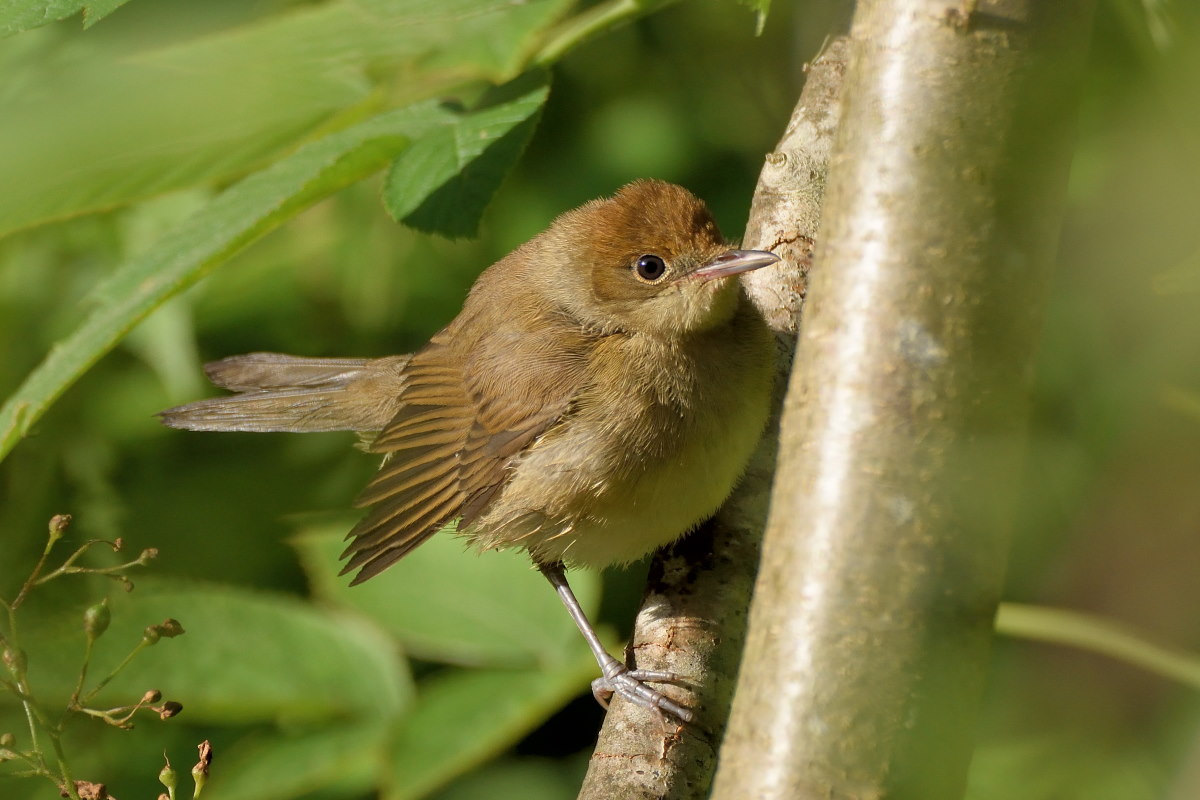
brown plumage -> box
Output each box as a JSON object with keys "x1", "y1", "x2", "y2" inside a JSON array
[{"x1": 160, "y1": 180, "x2": 779, "y2": 720}]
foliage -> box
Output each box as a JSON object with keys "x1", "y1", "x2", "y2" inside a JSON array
[
  {"x1": 0, "y1": 514, "x2": 185, "y2": 798},
  {"x1": 1, "y1": 0, "x2": 1199, "y2": 798}
]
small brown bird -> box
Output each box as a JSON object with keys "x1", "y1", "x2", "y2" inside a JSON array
[{"x1": 161, "y1": 180, "x2": 778, "y2": 721}]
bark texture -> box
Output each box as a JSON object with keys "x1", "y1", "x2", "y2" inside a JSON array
[
  {"x1": 711, "y1": 2, "x2": 1094, "y2": 799},
  {"x1": 574, "y1": 40, "x2": 849, "y2": 800}
]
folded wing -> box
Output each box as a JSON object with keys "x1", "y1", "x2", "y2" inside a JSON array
[{"x1": 341, "y1": 321, "x2": 592, "y2": 583}]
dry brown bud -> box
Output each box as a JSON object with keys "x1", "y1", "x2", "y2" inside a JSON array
[
  {"x1": 195, "y1": 739, "x2": 213, "y2": 774},
  {"x1": 159, "y1": 701, "x2": 183, "y2": 720},
  {"x1": 192, "y1": 738, "x2": 213, "y2": 792},
  {"x1": 64, "y1": 781, "x2": 108, "y2": 800},
  {"x1": 158, "y1": 619, "x2": 185, "y2": 638}
]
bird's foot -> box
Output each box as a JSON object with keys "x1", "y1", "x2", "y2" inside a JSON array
[{"x1": 591, "y1": 664, "x2": 694, "y2": 723}]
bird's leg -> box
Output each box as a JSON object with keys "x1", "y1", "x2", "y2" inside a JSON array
[{"x1": 538, "y1": 561, "x2": 693, "y2": 723}]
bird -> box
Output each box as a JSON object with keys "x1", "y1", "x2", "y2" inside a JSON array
[{"x1": 160, "y1": 179, "x2": 779, "y2": 721}]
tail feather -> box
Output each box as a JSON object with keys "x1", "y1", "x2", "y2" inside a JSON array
[
  {"x1": 159, "y1": 353, "x2": 410, "y2": 434},
  {"x1": 204, "y1": 353, "x2": 372, "y2": 392}
]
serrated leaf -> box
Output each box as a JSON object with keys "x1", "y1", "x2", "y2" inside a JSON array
[
  {"x1": 385, "y1": 654, "x2": 597, "y2": 800},
  {"x1": 0, "y1": 0, "x2": 132, "y2": 36},
  {"x1": 0, "y1": 0, "x2": 573, "y2": 237},
  {"x1": 0, "y1": 101, "x2": 449, "y2": 461},
  {"x1": 294, "y1": 518, "x2": 600, "y2": 669},
  {"x1": 92, "y1": 579, "x2": 411, "y2": 723},
  {"x1": 385, "y1": 77, "x2": 549, "y2": 237}
]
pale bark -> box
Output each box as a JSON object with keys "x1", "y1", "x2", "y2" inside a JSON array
[
  {"x1": 575, "y1": 39, "x2": 849, "y2": 800},
  {"x1": 712, "y1": 2, "x2": 1095, "y2": 799}
]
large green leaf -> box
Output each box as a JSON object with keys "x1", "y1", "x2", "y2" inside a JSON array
[
  {"x1": 431, "y1": 759, "x2": 583, "y2": 800},
  {"x1": 294, "y1": 519, "x2": 601, "y2": 669},
  {"x1": 206, "y1": 721, "x2": 389, "y2": 800},
  {"x1": 0, "y1": 0, "x2": 572, "y2": 237},
  {"x1": 0, "y1": 0, "x2": 131, "y2": 36},
  {"x1": 91, "y1": 579, "x2": 411, "y2": 723},
  {"x1": 0, "y1": 81, "x2": 549, "y2": 462},
  {"x1": 385, "y1": 654, "x2": 597, "y2": 800}
]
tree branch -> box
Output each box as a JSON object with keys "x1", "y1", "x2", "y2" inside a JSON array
[
  {"x1": 575, "y1": 39, "x2": 849, "y2": 800},
  {"x1": 711, "y1": 2, "x2": 1095, "y2": 798}
]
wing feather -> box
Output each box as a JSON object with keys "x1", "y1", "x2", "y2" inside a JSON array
[{"x1": 339, "y1": 318, "x2": 593, "y2": 583}]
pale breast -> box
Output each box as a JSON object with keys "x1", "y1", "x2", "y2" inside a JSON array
[{"x1": 466, "y1": 299, "x2": 774, "y2": 568}]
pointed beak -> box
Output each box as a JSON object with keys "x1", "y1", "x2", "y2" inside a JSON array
[{"x1": 692, "y1": 249, "x2": 780, "y2": 281}]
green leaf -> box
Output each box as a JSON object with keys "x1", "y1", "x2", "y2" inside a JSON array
[
  {"x1": 0, "y1": 0, "x2": 573, "y2": 237},
  {"x1": 93, "y1": 579, "x2": 411, "y2": 723},
  {"x1": 0, "y1": 113, "x2": 406, "y2": 459},
  {"x1": 293, "y1": 518, "x2": 600, "y2": 668},
  {"x1": 432, "y1": 759, "x2": 583, "y2": 800},
  {"x1": 385, "y1": 77, "x2": 549, "y2": 237},
  {"x1": 0, "y1": 99, "x2": 474, "y2": 462},
  {"x1": 0, "y1": 0, "x2": 132, "y2": 36},
  {"x1": 385, "y1": 654, "x2": 597, "y2": 800},
  {"x1": 206, "y1": 721, "x2": 388, "y2": 800}
]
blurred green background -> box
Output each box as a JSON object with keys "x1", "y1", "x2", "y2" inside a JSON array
[{"x1": 1, "y1": 0, "x2": 1199, "y2": 798}]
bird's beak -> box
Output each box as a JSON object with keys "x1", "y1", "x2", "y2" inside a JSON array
[{"x1": 692, "y1": 249, "x2": 781, "y2": 281}]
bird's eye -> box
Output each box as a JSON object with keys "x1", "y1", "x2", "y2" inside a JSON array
[{"x1": 635, "y1": 254, "x2": 667, "y2": 282}]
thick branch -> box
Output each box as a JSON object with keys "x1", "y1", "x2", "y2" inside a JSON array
[
  {"x1": 711, "y1": 2, "x2": 1095, "y2": 799},
  {"x1": 575, "y1": 40, "x2": 848, "y2": 800}
]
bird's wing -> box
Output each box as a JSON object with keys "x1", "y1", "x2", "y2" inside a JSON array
[{"x1": 340, "y1": 321, "x2": 591, "y2": 583}]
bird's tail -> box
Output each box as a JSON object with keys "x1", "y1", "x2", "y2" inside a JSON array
[{"x1": 158, "y1": 352, "x2": 410, "y2": 433}]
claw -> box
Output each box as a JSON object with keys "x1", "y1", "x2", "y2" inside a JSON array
[{"x1": 591, "y1": 663, "x2": 694, "y2": 723}]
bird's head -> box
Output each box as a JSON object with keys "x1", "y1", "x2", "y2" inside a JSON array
[{"x1": 526, "y1": 180, "x2": 779, "y2": 337}]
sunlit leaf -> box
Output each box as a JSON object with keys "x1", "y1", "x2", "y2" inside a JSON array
[
  {"x1": 93, "y1": 579, "x2": 411, "y2": 723},
  {"x1": 385, "y1": 655, "x2": 597, "y2": 800},
  {"x1": 0, "y1": 80, "x2": 552, "y2": 462},
  {"x1": 0, "y1": 103, "x2": 432, "y2": 461},
  {"x1": 0, "y1": 0, "x2": 572, "y2": 237},
  {"x1": 0, "y1": 0, "x2": 132, "y2": 36},
  {"x1": 294, "y1": 517, "x2": 599, "y2": 668}
]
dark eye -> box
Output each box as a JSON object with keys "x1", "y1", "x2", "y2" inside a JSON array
[{"x1": 635, "y1": 254, "x2": 667, "y2": 282}]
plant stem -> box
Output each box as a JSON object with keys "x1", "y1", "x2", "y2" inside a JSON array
[
  {"x1": 48, "y1": 733, "x2": 80, "y2": 800},
  {"x1": 533, "y1": 0, "x2": 681, "y2": 66},
  {"x1": 11, "y1": 533, "x2": 60, "y2": 611},
  {"x1": 996, "y1": 602, "x2": 1200, "y2": 688},
  {"x1": 68, "y1": 637, "x2": 94, "y2": 711},
  {"x1": 81, "y1": 639, "x2": 150, "y2": 705}
]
